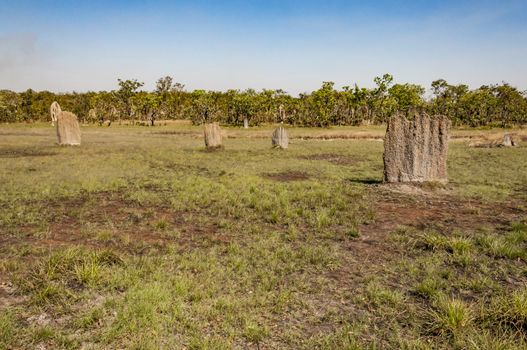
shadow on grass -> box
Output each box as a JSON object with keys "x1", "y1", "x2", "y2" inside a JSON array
[{"x1": 346, "y1": 177, "x2": 383, "y2": 185}]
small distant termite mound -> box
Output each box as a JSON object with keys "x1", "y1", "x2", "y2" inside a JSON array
[
  {"x1": 56, "y1": 111, "x2": 81, "y2": 145},
  {"x1": 501, "y1": 133, "x2": 517, "y2": 147},
  {"x1": 469, "y1": 133, "x2": 518, "y2": 148},
  {"x1": 272, "y1": 126, "x2": 289, "y2": 149},
  {"x1": 50, "y1": 101, "x2": 61, "y2": 126},
  {"x1": 204, "y1": 122, "x2": 223, "y2": 150},
  {"x1": 383, "y1": 114, "x2": 450, "y2": 183}
]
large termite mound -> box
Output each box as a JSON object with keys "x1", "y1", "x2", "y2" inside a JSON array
[
  {"x1": 204, "y1": 122, "x2": 223, "y2": 149},
  {"x1": 56, "y1": 111, "x2": 81, "y2": 145},
  {"x1": 272, "y1": 126, "x2": 289, "y2": 149},
  {"x1": 383, "y1": 114, "x2": 450, "y2": 183}
]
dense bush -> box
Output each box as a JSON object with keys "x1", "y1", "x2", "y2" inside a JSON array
[{"x1": 1, "y1": 75, "x2": 526, "y2": 127}]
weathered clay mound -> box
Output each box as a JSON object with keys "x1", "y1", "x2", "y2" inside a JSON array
[
  {"x1": 204, "y1": 123, "x2": 223, "y2": 149},
  {"x1": 383, "y1": 114, "x2": 450, "y2": 183},
  {"x1": 50, "y1": 101, "x2": 61, "y2": 126},
  {"x1": 56, "y1": 111, "x2": 81, "y2": 145},
  {"x1": 272, "y1": 126, "x2": 289, "y2": 149}
]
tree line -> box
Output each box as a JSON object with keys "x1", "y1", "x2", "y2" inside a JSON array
[{"x1": 1, "y1": 74, "x2": 526, "y2": 127}]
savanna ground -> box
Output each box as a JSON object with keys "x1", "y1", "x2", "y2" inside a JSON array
[{"x1": 1, "y1": 122, "x2": 526, "y2": 349}]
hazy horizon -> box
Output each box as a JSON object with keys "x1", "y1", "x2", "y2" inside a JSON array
[{"x1": 1, "y1": 0, "x2": 526, "y2": 95}]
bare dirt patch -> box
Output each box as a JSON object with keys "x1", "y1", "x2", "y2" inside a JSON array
[
  {"x1": 262, "y1": 171, "x2": 310, "y2": 182},
  {"x1": 300, "y1": 153, "x2": 361, "y2": 166},
  {"x1": 352, "y1": 186, "x2": 526, "y2": 263},
  {"x1": 0, "y1": 281, "x2": 26, "y2": 308},
  {"x1": 0, "y1": 191, "x2": 231, "y2": 256}
]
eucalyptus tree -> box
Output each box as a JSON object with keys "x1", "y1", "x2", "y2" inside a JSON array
[
  {"x1": 226, "y1": 89, "x2": 259, "y2": 126},
  {"x1": 115, "y1": 78, "x2": 144, "y2": 124},
  {"x1": 368, "y1": 74, "x2": 394, "y2": 123},
  {"x1": 309, "y1": 81, "x2": 338, "y2": 127},
  {"x1": 430, "y1": 79, "x2": 469, "y2": 123},
  {"x1": 492, "y1": 83, "x2": 527, "y2": 126},
  {"x1": 70, "y1": 92, "x2": 92, "y2": 123},
  {"x1": 19, "y1": 89, "x2": 37, "y2": 122},
  {"x1": 458, "y1": 86, "x2": 497, "y2": 126},
  {"x1": 153, "y1": 76, "x2": 183, "y2": 124},
  {"x1": 189, "y1": 90, "x2": 223, "y2": 124},
  {"x1": 388, "y1": 83, "x2": 425, "y2": 116},
  {"x1": 153, "y1": 76, "x2": 187, "y2": 120},
  {"x1": 0, "y1": 90, "x2": 21, "y2": 122},
  {"x1": 90, "y1": 91, "x2": 119, "y2": 125},
  {"x1": 339, "y1": 84, "x2": 369, "y2": 125},
  {"x1": 133, "y1": 91, "x2": 161, "y2": 126}
]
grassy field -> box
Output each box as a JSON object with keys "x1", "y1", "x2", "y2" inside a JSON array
[{"x1": 1, "y1": 123, "x2": 526, "y2": 349}]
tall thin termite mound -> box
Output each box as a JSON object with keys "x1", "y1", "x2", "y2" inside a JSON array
[
  {"x1": 204, "y1": 122, "x2": 223, "y2": 150},
  {"x1": 50, "y1": 101, "x2": 61, "y2": 126},
  {"x1": 272, "y1": 125, "x2": 289, "y2": 149},
  {"x1": 56, "y1": 111, "x2": 82, "y2": 145},
  {"x1": 383, "y1": 114, "x2": 450, "y2": 183}
]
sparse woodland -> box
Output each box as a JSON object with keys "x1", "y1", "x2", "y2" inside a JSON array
[{"x1": 1, "y1": 74, "x2": 526, "y2": 127}]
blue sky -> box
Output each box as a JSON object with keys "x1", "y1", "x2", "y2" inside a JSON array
[{"x1": 1, "y1": 0, "x2": 526, "y2": 94}]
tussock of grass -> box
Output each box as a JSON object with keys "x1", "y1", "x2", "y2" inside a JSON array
[
  {"x1": 477, "y1": 233, "x2": 526, "y2": 260},
  {"x1": 488, "y1": 288, "x2": 527, "y2": 334},
  {"x1": 243, "y1": 322, "x2": 269, "y2": 344},
  {"x1": 428, "y1": 296, "x2": 473, "y2": 337},
  {"x1": 416, "y1": 277, "x2": 444, "y2": 299},
  {"x1": 464, "y1": 331, "x2": 526, "y2": 350},
  {"x1": 365, "y1": 282, "x2": 405, "y2": 307},
  {"x1": 0, "y1": 311, "x2": 15, "y2": 349},
  {"x1": 17, "y1": 248, "x2": 122, "y2": 305},
  {"x1": 420, "y1": 231, "x2": 448, "y2": 251},
  {"x1": 419, "y1": 231, "x2": 473, "y2": 256}
]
